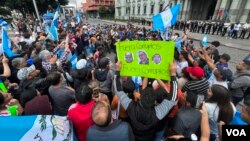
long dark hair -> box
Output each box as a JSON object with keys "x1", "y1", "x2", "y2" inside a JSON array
[{"x1": 206, "y1": 85, "x2": 234, "y2": 124}]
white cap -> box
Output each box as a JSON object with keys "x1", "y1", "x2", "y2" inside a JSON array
[{"x1": 76, "y1": 59, "x2": 87, "y2": 70}]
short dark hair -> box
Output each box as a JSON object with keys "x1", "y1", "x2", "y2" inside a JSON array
[
  {"x1": 122, "y1": 78, "x2": 135, "y2": 94},
  {"x1": 211, "y1": 41, "x2": 220, "y2": 47},
  {"x1": 76, "y1": 85, "x2": 93, "y2": 104},
  {"x1": 91, "y1": 101, "x2": 111, "y2": 127},
  {"x1": 186, "y1": 91, "x2": 198, "y2": 108},
  {"x1": 46, "y1": 72, "x2": 61, "y2": 85},
  {"x1": 140, "y1": 87, "x2": 156, "y2": 109}
]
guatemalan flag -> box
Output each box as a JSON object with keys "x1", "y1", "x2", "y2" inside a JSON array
[
  {"x1": 1, "y1": 28, "x2": 20, "y2": 58},
  {"x1": 52, "y1": 6, "x2": 60, "y2": 28},
  {"x1": 0, "y1": 115, "x2": 75, "y2": 141},
  {"x1": 76, "y1": 11, "x2": 81, "y2": 24},
  {"x1": 48, "y1": 6, "x2": 60, "y2": 41},
  {"x1": 152, "y1": 4, "x2": 181, "y2": 32},
  {"x1": 69, "y1": 53, "x2": 78, "y2": 69}
]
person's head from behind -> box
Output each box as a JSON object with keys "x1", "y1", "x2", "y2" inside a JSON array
[
  {"x1": 88, "y1": 80, "x2": 100, "y2": 100},
  {"x1": 76, "y1": 85, "x2": 93, "y2": 104},
  {"x1": 91, "y1": 101, "x2": 112, "y2": 127},
  {"x1": 12, "y1": 57, "x2": 27, "y2": 69},
  {"x1": 207, "y1": 84, "x2": 233, "y2": 124},
  {"x1": 219, "y1": 53, "x2": 231, "y2": 64},
  {"x1": 179, "y1": 51, "x2": 188, "y2": 61},
  {"x1": 185, "y1": 91, "x2": 198, "y2": 108},
  {"x1": 46, "y1": 72, "x2": 62, "y2": 86},
  {"x1": 122, "y1": 78, "x2": 135, "y2": 98},
  {"x1": 211, "y1": 41, "x2": 220, "y2": 49},
  {"x1": 140, "y1": 87, "x2": 156, "y2": 109}
]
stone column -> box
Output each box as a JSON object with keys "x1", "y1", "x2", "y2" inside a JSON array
[
  {"x1": 182, "y1": 0, "x2": 189, "y2": 20},
  {"x1": 218, "y1": 0, "x2": 228, "y2": 20},
  {"x1": 240, "y1": 0, "x2": 250, "y2": 23},
  {"x1": 185, "y1": 0, "x2": 191, "y2": 20},
  {"x1": 228, "y1": 0, "x2": 242, "y2": 22},
  {"x1": 213, "y1": 0, "x2": 222, "y2": 20}
]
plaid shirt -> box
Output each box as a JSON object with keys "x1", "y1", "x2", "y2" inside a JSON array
[{"x1": 42, "y1": 60, "x2": 51, "y2": 72}]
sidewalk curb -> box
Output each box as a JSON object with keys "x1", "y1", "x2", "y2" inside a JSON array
[{"x1": 101, "y1": 19, "x2": 250, "y2": 51}]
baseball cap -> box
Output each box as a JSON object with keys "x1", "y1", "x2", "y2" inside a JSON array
[
  {"x1": 217, "y1": 66, "x2": 233, "y2": 81},
  {"x1": 220, "y1": 53, "x2": 231, "y2": 62},
  {"x1": 186, "y1": 66, "x2": 205, "y2": 79},
  {"x1": 76, "y1": 59, "x2": 87, "y2": 70},
  {"x1": 243, "y1": 54, "x2": 250, "y2": 65},
  {"x1": 17, "y1": 65, "x2": 36, "y2": 81}
]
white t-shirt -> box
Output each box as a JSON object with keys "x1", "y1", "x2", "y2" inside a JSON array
[
  {"x1": 177, "y1": 61, "x2": 188, "y2": 77},
  {"x1": 205, "y1": 102, "x2": 236, "y2": 122},
  {"x1": 208, "y1": 74, "x2": 228, "y2": 89},
  {"x1": 234, "y1": 24, "x2": 241, "y2": 31}
]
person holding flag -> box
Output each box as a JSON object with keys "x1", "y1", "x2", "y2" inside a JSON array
[{"x1": 152, "y1": 4, "x2": 181, "y2": 40}]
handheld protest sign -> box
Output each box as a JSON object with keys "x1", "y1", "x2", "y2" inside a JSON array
[{"x1": 116, "y1": 41, "x2": 175, "y2": 80}]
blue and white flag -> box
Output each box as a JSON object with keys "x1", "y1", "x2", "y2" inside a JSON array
[
  {"x1": 1, "y1": 28, "x2": 20, "y2": 58},
  {"x1": 0, "y1": 115, "x2": 74, "y2": 141},
  {"x1": 69, "y1": 53, "x2": 77, "y2": 69},
  {"x1": 47, "y1": 6, "x2": 60, "y2": 41},
  {"x1": 0, "y1": 19, "x2": 8, "y2": 29},
  {"x1": 202, "y1": 35, "x2": 208, "y2": 47},
  {"x1": 152, "y1": 4, "x2": 181, "y2": 32},
  {"x1": 52, "y1": 6, "x2": 60, "y2": 28},
  {"x1": 49, "y1": 23, "x2": 59, "y2": 41},
  {"x1": 76, "y1": 11, "x2": 81, "y2": 24}
]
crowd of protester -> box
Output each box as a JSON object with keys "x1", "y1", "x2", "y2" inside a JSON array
[{"x1": 0, "y1": 17, "x2": 250, "y2": 141}]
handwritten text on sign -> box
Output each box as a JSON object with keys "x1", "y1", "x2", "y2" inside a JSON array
[{"x1": 116, "y1": 41, "x2": 175, "y2": 80}]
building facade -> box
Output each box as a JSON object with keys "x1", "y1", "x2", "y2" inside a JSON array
[
  {"x1": 83, "y1": 0, "x2": 114, "y2": 17},
  {"x1": 115, "y1": 0, "x2": 250, "y2": 23}
]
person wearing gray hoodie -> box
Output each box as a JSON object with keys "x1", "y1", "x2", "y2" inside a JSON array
[{"x1": 229, "y1": 54, "x2": 250, "y2": 106}]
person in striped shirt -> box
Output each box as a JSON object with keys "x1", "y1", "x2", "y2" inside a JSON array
[{"x1": 182, "y1": 66, "x2": 209, "y2": 98}]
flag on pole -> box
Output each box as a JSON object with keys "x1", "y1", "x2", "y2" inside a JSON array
[
  {"x1": 69, "y1": 53, "x2": 77, "y2": 69},
  {"x1": 52, "y1": 6, "x2": 60, "y2": 28},
  {"x1": 49, "y1": 23, "x2": 59, "y2": 41},
  {"x1": 202, "y1": 35, "x2": 208, "y2": 47},
  {"x1": 1, "y1": 28, "x2": 20, "y2": 58},
  {"x1": 76, "y1": 11, "x2": 81, "y2": 24},
  {"x1": 48, "y1": 6, "x2": 60, "y2": 41},
  {"x1": 152, "y1": 4, "x2": 181, "y2": 32}
]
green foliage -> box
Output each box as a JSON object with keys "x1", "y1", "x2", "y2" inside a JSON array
[
  {"x1": 98, "y1": 6, "x2": 115, "y2": 18},
  {"x1": 0, "y1": 7, "x2": 11, "y2": 16}
]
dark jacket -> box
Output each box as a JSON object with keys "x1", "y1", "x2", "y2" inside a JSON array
[
  {"x1": 87, "y1": 119, "x2": 134, "y2": 141},
  {"x1": 114, "y1": 71, "x2": 178, "y2": 141}
]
